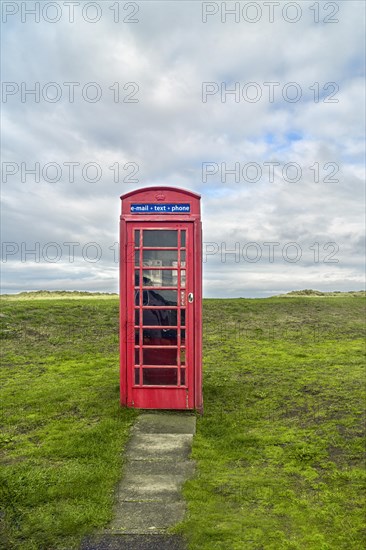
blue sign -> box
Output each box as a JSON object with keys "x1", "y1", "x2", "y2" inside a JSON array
[{"x1": 131, "y1": 203, "x2": 191, "y2": 214}]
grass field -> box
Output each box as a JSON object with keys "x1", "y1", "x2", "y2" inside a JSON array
[{"x1": 1, "y1": 294, "x2": 365, "y2": 549}]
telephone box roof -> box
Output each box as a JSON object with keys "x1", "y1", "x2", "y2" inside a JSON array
[{"x1": 120, "y1": 186, "x2": 201, "y2": 200}]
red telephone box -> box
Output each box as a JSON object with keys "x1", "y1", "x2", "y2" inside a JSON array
[{"x1": 119, "y1": 186, "x2": 202, "y2": 411}]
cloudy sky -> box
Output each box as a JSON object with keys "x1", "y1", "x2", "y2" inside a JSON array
[{"x1": 1, "y1": 0, "x2": 365, "y2": 297}]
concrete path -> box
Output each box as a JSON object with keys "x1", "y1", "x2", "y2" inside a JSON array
[{"x1": 81, "y1": 412, "x2": 196, "y2": 550}]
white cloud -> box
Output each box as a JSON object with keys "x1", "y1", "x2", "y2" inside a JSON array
[{"x1": 1, "y1": 1, "x2": 365, "y2": 296}]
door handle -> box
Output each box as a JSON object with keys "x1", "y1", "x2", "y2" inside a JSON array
[{"x1": 188, "y1": 292, "x2": 194, "y2": 303}]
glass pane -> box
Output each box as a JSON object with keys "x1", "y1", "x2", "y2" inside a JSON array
[
  {"x1": 134, "y1": 348, "x2": 139, "y2": 365},
  {"x1": 181, "y1": 329, "x2": 186, "y2": 345},
  {"x1": 143, "y1": 250, "x2": 178, "y2": 267},
  {"x1": 135, "y1": 230, "x2": 140, "y2": 247},
  {"x1": 180, "y1": 251, "x2": 186, "y2": 265},
  {"x1": 141, "y1": 269, "x2": 163, "y2": 287},
  {"x1": 134, "y1": 251, "x2": 140, "y2": 266},
  {"x1": 181, "y1": 231, "x2": 186, "y2": 247},
  {"x1": 143, "y1": 368, "x2": 178, "y2": 386},
  {"x1": 181, "y1": 270, "x2": 186, "y2": 287},
  {"x1": 134, "y1": 368, "x2": 140, "y2": 384},
  {"x1": 141, "y1": 328, "x2": 178, "y2": 345},
  {"x1": 142, "y1": 309, "x2": 177, "y2": 326},
  {"x1": 135, "y1": 289, "x2": 178, "y2": 307},
  {"x1": 135, "y1": 271, "x2": 169, "y2": 287},
  {"x1": 154, "y1": 290, "x2": 177, "y2": 305},
  {"x1": 137, "y1": 290, "x2": 172, "y2": 307},
  {"x1": 143, "y1": 348, "x2": 177, "y2": 365},
  {"x1": 143, "y1": 230, "x2": 177, "y2": 247},
  {"x1": 180, "y1": 349, "x2": 186, "y2": 365},
  {"x1": 181, "y1": 368, "x2": 186, "y2": 386},
  {"x1": 140, "y1": 269, "x2": 177, "y2": 287},
  {"x1": 181, "y1": 310, "x2": 186, "y2": 326},
  {"x1": 135, "y1": 330, "x2": 139, "y2": 345}
]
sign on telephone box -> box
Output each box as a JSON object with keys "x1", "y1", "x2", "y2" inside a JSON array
[{"x1": 119, "y1": 186, "x2": 203, "y2": 412}]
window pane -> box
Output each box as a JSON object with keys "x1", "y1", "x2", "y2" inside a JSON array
[
  {"x1": 135, "y1": 251, "x2": 140, "y2": 266},
  {"x1": 143, "y1": 348, "x2": 177, "y2": 365},
  {"x1": 142, "y1": 309, "x2": 177, "y2": 326},
  {"x1": 181, "y1": 310, "x2": 186, "y2": 326},
  {"x1": 135, "y1": 309, "x2": 139, "y2": 325},
  {"x1": 181, "y1": 329, "x2": 186, "y2": 345},
  {"x1": 180, "y1": 349, "x2": 186, "y2": 365},
  {"x1": 143, "y1": 230, "x2": 177, "y2": 247},
  {"x1": 155, "y1": 290, "x2": 177, "y2": 305},
  {"x1": 135, "y1": 230, "x2": 140, "y2": 247},
  {"x1": 143, "y1": 250, "x2": 178, "y2": 267},
  {"x1": 181, "y1": 231, "x2": 186, "y2": 247},
  {"x1": 135, "y1": 289, "x2": 177, "y2": 307},
  {"x1": 180, "y1": 368, "x2": 186, "y2": 386},
  {"x1": 141, "y1": 270, "x2": 162, "y2": 287},
  {"x1": 134, "y1": 348, "x2": 139, "y2": 365},
  {"x1": 165, "y1": 270, "x2": 177, "y2": 287},
  {"x1": 136, "y1": 271, "x2": 165, "y2": 287},
  {"x1": 134, "y1": 368, "x2": 140, "y2": 384},
  {"x1": 142, "y1": 368, "x2": 178, "y2": 386},
  {"x1": 141, "y1": 328, "x2": 178, "y2": 345},
  {"x1": 180, "y1": 251, "x2": 186, "y2": 265},
  {"x1": 136, "y1": 289, "x2": 177, "y2": 307},
  {"x1": 181, "y1": 270, "x2": 186, "y2": 287},
  {"x1": 141, "y1": 269, "x2": 177, "y2": 287}
]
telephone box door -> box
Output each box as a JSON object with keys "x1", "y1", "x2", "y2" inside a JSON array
[{"x1": 126, "y1": 221, "x2": 194, "y2": 409}]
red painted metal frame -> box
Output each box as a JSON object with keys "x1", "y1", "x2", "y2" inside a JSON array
[
  {"x1": 126, "y1": 221, "x2": 193, "y2": 409},
  {"x1": 120, "y1": 187, "x2": 202, "y2": 412}
]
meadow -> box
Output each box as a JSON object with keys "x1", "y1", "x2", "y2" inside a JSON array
[{"x1": 1, "y1": 293, "x2": 365, "y2": 549}]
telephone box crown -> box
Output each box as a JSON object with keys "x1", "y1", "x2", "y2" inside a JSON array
[{"x1": 155, "y1": 192, "x2": 166, "y2": 201}]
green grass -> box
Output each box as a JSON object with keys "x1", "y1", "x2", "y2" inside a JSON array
[
  {"x1": 177, "y1": 297, "x2": 366, "y2": 549},
  {"x1": 0, "y1": 298, "x2": 138, "y2": 549},
  {"x1": 1, "y1": 294, "x2": 365, "y2": 549}
]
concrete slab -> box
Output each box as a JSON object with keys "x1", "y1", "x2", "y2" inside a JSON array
[
  {"x1": 81, "y1": 534, "x2": 187, "y2": 550},
  {"x1": 122, "y1": 459, "x2": 195, "y2": 478},
  {"x1": 107, "y1": 501, "x2": 186, "y2": 533},
  {"x1": 134, "y1": 413, "x2": 196, "y2": 435},
  {"x1": 117, "y1": 473, "x2": 183, "y2": 501},
  {"x1": 125, "y1": 433, "x2": 193, "y2": 461}
]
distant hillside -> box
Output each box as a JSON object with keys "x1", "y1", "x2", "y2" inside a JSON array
[
  {"x1": 278, "y1": 289, "x2": 365, "y2": 297},
  {"x1": 1, "y1": 290, "x2": 118, "y2": 300},
  {"x1": 1, "y1": 289, "x2": 365, "y2": 301}
]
